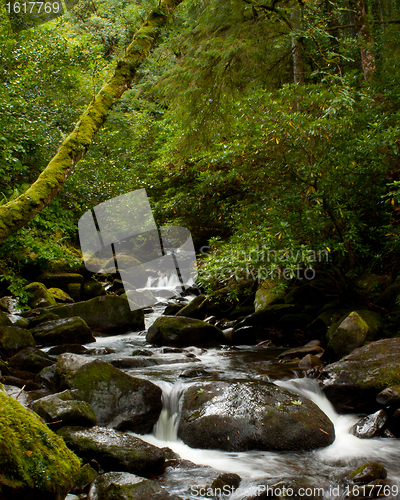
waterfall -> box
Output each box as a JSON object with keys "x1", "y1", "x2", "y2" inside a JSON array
[{"x1": 153, "y1": 381, "x2": 185, "y2": 441}]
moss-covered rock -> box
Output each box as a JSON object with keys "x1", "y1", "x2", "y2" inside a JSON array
[
  {"x1": 24, "y1": 282, "x2": 57, "y2": 309},
  {"x1": 178, "y1": 381, "x2": 334, "y2": 452},
  {"x1": 347, "y1": 462, "x2": 387, "y2": 484},
  {"x1": 320, "y1": 337, "x2": 400, "y2": 412},
  {"x1": 8, "y1": 347, "x2": 54, "y2": 373},
  {"x1": 30, "y1": 390, "x2": 97, "y2": 430},
  {"x1": 0, "y1": 387, "x2": 81, "y2": 499},
  {"x1": 48, "y1": 288, "x2": 74, "y2": 304},
  {"x1": 66, "y1": 283, "x2": 82, "y2": 301},
  {"x1": 0, "y1": 311, "x2": 12, "y2": 327},
  {"x1": 51, "y1": 295, "x2": 145, "y2": 333},
  {"x1": 57, "y1": 426, "x2": 167, "y2": 476},
  {"x1": 254, "y1": 280, "x2": 285, "y2": 312},
  {"x1": 175, "y1": 294, "x2": 208, "y2": 319},
  {"x1": 30, "y1": 317, "x2": 95, "y2": 346},
  {"x1": 37, "y1": 272, "x2": 84, "y2": 289},
  {"x1": 72, "y1": 463, "x2": 98, "y2": 494},
  {"x1": 81, "y1": 278, "x2": 106, "y2": 300},
  {"x1": 147, "y1": 315, "x2": 225, "y2": 347},
  {"x1": 27, "y1": 313, "x2": 61, "y2": 328},
  {"x1": 327, "y1": 312, "x2": 369, "y2": 358},
  {"x1": 0, "y1": 326, "x2": 36, "y2": 356},
  {"x1": 56, "y1": 353, "x2": 162, "y2": 433},
  {"x1": 87, "y1": 471, "x2": 183, "y2": 500}
]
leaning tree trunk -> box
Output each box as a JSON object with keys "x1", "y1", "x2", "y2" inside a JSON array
[
  {"x1": 0, "y1": 0, "x2": 183, "y2": 242},
  {"x1": 351, "y1": 0, "x2": 376, "y2": 80}
]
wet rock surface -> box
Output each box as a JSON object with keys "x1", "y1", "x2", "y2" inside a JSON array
[
  {"x1": 56, "y1": 353, "x2": 162, "y2": 433},
  {"x1": 57, "y1": 426, "x2": 168, "y2": 476},
  {"x1": 320, "y1": 337, "x2": 400, "y2": 412},
  {"x1": 30, "y1": 317, "x2": 95, "y2": 346},
  {"x1": 178, "y1": 381, "x2": 335, "y2": 452},
  {"x1": 147, "y1": 315, "x2": 225, "y2": 347},
  {"x1": 87, "y1": 471, "x2": 183, "y2": 500}
]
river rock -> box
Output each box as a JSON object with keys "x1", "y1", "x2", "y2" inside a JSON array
[
  {"x1": 347, "y1": 462, "x2": 387, "y2": 484},
  {"x1": 0, "y1": 311, "x2": 12, "y2": 327},
  {"x1": 147, "y1": 316, "x2": 225, "y2": 347},
  {"x1": 326, "y1": 311, "x2": 382, "y2": 359},
  {"x1": 87, "y1": 471, "x2": 183, "y2": 500},
  {"x1": 299, "y1": 354, "x2": 323, "y2": 369},
  {"x1": 27, "y1": 312, "x2": 60, "y2": 327},
  {"x1": 81, "y1": 278, "x2": 106, "y2": 300},
  {"x1": 24, "y1": 282, "x2": 57, "y2": 308},
  {"x1": 254, "y1": 280, "x2": 285, "y2": 311},
  {"x1": 8, "y1": 347, "x2": 54, "y2": 373},
  {"x1": 51, "y1": 295, "x2": 145, "y2": 333},
  {"x1": 30, "y1": 389, "x2": 97, "y2": 430},
  {"x1": 320, "y1": 338, "x2": 400, "y2": 412},
  {"x1": 350, "y1": 410, "x2": 388, "y2": 439},
  {"x1": 178, "y1": 381, "x2": 335, "y2": 452},
  {"x1": 278, "y1": 345, "x2": 324, "y2": 361},
  {"x1": 57, "y1": 426, "x2": 167, "y2": 476},
  {"x1": 0, "y1": 386, "x2": 81, "y2": 499},
  {"x1": 38, "y1": 272, "x2": 84, "y2": 289},
  {"x1": 376, "y1": 386, "x2": 400, "y2": 406},
  {"x1": 56, "y1": 353, "x2": 162, "y2": 432},
  {"x1": 30, "y1": 317, "x2": 96, "y2": 346},
  {"x1": 0, "y1": 326, "x2": 36, "y2": 356},
  {"x1": 175, "y1": 294, "x2": 208, "y2": 319},
  {"x1": 48, "y1": 287, "x2": 74, "y2": 303}
]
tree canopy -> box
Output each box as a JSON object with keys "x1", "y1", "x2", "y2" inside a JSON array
[{"x1": 1, "y1": 0, "x2": 400, "y2": 298}]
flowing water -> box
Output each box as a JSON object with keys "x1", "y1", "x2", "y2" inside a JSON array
[{"x1": 70, "y1": 278, "x2": 400, "y2": 499}]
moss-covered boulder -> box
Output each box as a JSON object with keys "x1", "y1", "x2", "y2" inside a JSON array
[
  {"x1": 254, "y1": 280, "x2": 285, "y2": 312},
  {"x1": 87, "y1": 471, "x2": 183, "y2": 500},
  {"x1": 0, "y1": 386, "x2": 81, "y2": 499},
  {"x1": 56, "y1": 353, "x2": 162, "y2": 433},
  {"x1": 25, "y1": 282, "x2": 57, "y2": 309},
  {"x1": 57, "y1": 426, "x2": 166, "y2": 476},
  {"x1": 178, "y1": 381, "x2": 334, "y2": 452},
  {"x1": 30, "y1": 317, "x2": 95, "y2": 346},
  {"x1": 0, "y1": 326, "x2": 36, "y2": 356},
  {"x1": 72, "y1": 463, "x2": 99, "y2": 494},
  {"x1": 37, "y1": 272, "x2": 84, "y2": 289},
  {"x1": 30, "y1": 390, "x2": 97, "y2": 430},
  {"x1": 51, "y1": 296, "x2": 144, "y2": 333},
  {"x1": 347, "y1": 462, "x2": 387, "y2": 484},
  {"x1": 147, "y1": 316, "x2": 225, "y2": 347},
  {"x1": 48, "y1": 288, "x2": 74, "y2": 304},
  {"x1": 0, "y1": 311, "x2": 12, "y2": 327},
  {"x1": 320, "y1": 337, "x2": 400, "y2": 412},
  {"x1": 8, "y1": 347, "x2": 54, "y2": 373},
  {"x1": 81, "y1": 278, "x2": 106, "y2": 300},
  {"x1": 27, "y1": 313, "x2": 61, "y2": 328},
  {"x1": 175, "y1": 295, "x2": 207, "y2": 319},
  {"x1": 327, "y1": 310, "x2": 382, "y2": 358}
]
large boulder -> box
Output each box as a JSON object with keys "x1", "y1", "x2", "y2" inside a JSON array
[
  {"x1": 327, "y1": 310, "x2": 382, "y2": 358},
  {"x1": 0, "y1": 385, "x2": 81, "y2": 499},
  {"x1": 24, "y1": 282, "x2": 57, "y2": 308},
  {"x1": 147, "y1": 316, "x2": 225, "y2": 347},
  {"x1": 88, "y1": 472, "x2": 183, "y2": 500},
  {"x1": 30, "y1": 390, "x2": 97, "y2": 430},
  {"x1": 0, "y1": 311, "x2": 12, "y2": 327},
  {"x1": 51, "y1": 296, "x2": 144, "y2": 333},
  {"x1": 57, "y1": 426, "x2": 166, "y2": 476},
  {"x1": 30, "y1": 317, "x2": 95, "y2": 346},
  {"x1": 48, "y1": 288, "x2": 74, "y2": 304},
  {"x1": 81, "y1": 278, "x2": 106, "y2": 300},
  {"x1": 178, "y1": 381, "x2": 334, "y2": 452},
  {"x1": 254, "y1": 280, "x2": 285, "y2": 312},
  {"x1": 37, "y1": 272, "x2": 84, "y2": 290},
  {"x1": 56, "y1": 353, "x2": 162, "y2": 433},
  {"x1": 320, "y1": 338, "x2": 400, "y2": 412},
  {"x1": 0, "y1": 326, "x2": 36, "y2": 356}
]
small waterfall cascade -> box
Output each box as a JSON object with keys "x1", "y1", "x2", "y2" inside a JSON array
[
  {"x1": 145, "y1": 273, "x2": 182, "y2": 290},
  {"x1": 154, "y1": 381, "x2": 185, "y2": 442}
]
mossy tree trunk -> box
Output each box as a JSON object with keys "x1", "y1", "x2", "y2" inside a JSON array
[
  {"x1": 0, "y1": 0, "x2": 183, "y2": 243},
  {"x1": 351, "y1": 0, "x2": 376, "y2": 80}
]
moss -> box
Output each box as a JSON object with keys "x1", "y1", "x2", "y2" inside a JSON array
[
  {"x1": 0, "y1": 390, "x2": 81, "y2": 496},
  {"x1": 254, "y1": 280, "x2": 285, "y2": 312},
  {"x1": 0, "y1": 311, "x2": 12, "y2": 327},
  {"x1": 24, "y1": 282, "x2": 57, "y2": 309},
  {"x1": 0, "y1": 326, "x2": 36, "y2": 356},
  {"x1": 48, "y1": 288, "x2": 74, "y2": 304}
]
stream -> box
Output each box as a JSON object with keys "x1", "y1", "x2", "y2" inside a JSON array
[{"x1": 45, "y1": 282, "x2": 400, "y2": 499}]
